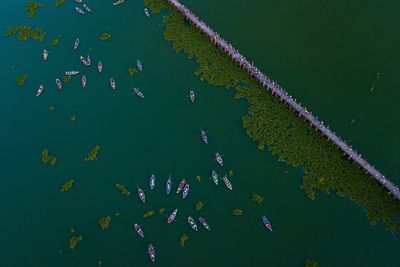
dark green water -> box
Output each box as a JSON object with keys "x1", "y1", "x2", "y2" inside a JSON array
[{"x1": 1, "y1": 0, "x2": 399, "y2": 266}]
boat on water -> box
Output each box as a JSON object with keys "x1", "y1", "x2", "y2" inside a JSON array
[
  {"x1": 176, "y1": 178, "x2": 186, "y2": 194},
  {"x1": 211, "y1": 171, "x2": 218, "y2": 185},
  {"x1": 55, "y1": 78, "x2": 62, "y2": 90},
  {"x1": 132, "y1": 88, "x2": 144, "y2": 98},
  {"x1": 137, "y1": 60, "x2": 142, "y2": 72},
  {"x1": 80, "y1": 55, "x2": 91, "y2": 66},
  {"x1": 144, "y1": 8, "x2": 150, "y2": 18},
  {"x1": 81, "y1": 75, "x2": 87, "y2": 88},
  {"x1": 43, "y1": 49, "x2": 48, "y2": 61},
  {"x1": 36, "y1": 85, "x2": 44, "y2": 97},
  {"x1": 65, "y1": 71, "x2": 79, "y2": 76},
  {"x1": 199, "y1": 217, "x2": 211, "y2": 231},
  {"x1": 75, "y1": 7, "x2": 85, "y2": 15},
  {"x1": 137, "y1": 187, "x2": 145, "y2": 203},
  {"x1": 189, "y1": 90, "x2": 195, "y2": 103},
  {"x1": 149, "y1": 174, "x2": 156, "y2": 190},
  {"x1": 97, "y1": 61, "x2": 103, "y2": 72},
  {"x1": 200, "y1": 128, "x2": 208, "y2": 144},
  {"x1": 110, "y1": 78, "x2": 116, "y2": 90},
  {"x1": 222, "y1": 175, "x2": 233, "y2": 190},
  {"x1": 182, "y1": 184, "x2": 190, "y2": 199},
  {"x1": 262, "y1": 216, "x2": 273, "y2": 232},
  {"x1": 73, "y1": 38, "x2": 80, "y2": 50},
  {"x1": 187, "y1": 217, "x2": 198, "y2": 231},
  {"x1": 82, "y1": 3, "x2": 91, "y2": 12},
  {"x1": 167, "y1": 209, "x2": 178, "y2": 223},
  {"x1": 148, "y1": 244, "x2": 155, "y2": 262},
  {"x1": 215, "y1": 152, "x2": 223, "y2": 166},
  {"x1": 166, "y1": 175, "x2": 172, "y2": 195},
  {"x1": 75, "y1": 0, "x2": 82, "y2": 2},
  {"x1": 113, "y1": 0, "x2": 125, "y2": 6},
  {"x1": 134, "y1": 223, "x2": 144, "y2": 238}
]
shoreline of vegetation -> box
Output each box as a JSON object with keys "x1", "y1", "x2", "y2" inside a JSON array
[{"x1": 144, "y1": 0, "x2": 400, "y2": 237}]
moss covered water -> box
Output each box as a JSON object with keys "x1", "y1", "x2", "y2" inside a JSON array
[{"x1": 0, "y1": 0, "x2": 399, "y2": 266}]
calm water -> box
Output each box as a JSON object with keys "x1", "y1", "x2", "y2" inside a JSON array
[{"x1": 0, "y1": 0, "x2": 399, "y2": 266}]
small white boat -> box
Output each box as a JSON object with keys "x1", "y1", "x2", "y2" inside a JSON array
[
  {"x1": 113, "y1": 0, "x2": 125, "y2": 6},
  {"x1": 75, "y1": 0, "x2": 82, "y2": 2},
  {"x1": 43, "y1": 49, "x2": 48, "y2": 61},
  {"x1": 110, "y1": 78, "x2": 116, "y2": 90},
  {"x1": 97, "y1": 61, "x2": 103, "y2": 73},
  {"x1": 65, "y1": 71, "x2": 79, "y2": 76},
  {"x1": 137, "y1": 60, "x2": 142, "y2": 72},
  {"x1": 36, "y1": 85, "x2": 44, "y2": 97},
  {"x1": 73, "y1": 38, "x2": 80, "y2": 50},
  {"x1": 81, "y1": 75, "x2": 87, "y2": 88},
  {"x1": 222, "y1": 175, "x2": 233, "y2": 190},
  {"x1": 82, "y1": 3, "x2": 91, "y2": 12},
  {"x1": 55, "y1": 78, "x2": 62, "y2": 90},
  {"x1": 132, "y1": 88, "x2": 144, "y2": 98},
  {"x1": 144, "y1": 8, "x2": 150, "y2": 18},
  {"x1": 75, "y1": 7, "x2": 85, "y2": 15}
]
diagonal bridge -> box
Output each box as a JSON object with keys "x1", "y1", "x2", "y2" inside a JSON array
[{"x1": 166, "y1": 0, "x2": 400, "y2": 201}]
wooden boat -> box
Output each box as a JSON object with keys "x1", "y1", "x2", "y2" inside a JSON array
[
  {"x1": 222, "y1": 175, "x2": 232, "y2": 190},
  {"x1": 166, "y1": 175, "x2": 172, "y2": 195},
  {"x1": 199, "y1": 217, "x2": 211, "y2": 231},
  {"x1": 261, "y1": 216, "x2": 273, "y2": 232},
  {"x1": 97, "y1": 61, "x2": 103, "y2": 73},
  {"x1": 211, "y1": 171, "x2": 218, "y2": 185},
  {"x1": 112, "y1": 0, "x2": 125, "y2": 6},
  {"x1": 182, "y1": 184, "x2": 189, "y2": 199},
  {"x1": 75, "y1": 7, "x2": 85, "y2": 15},
  {"x1": 110, "y1": 78, "x2": 116, "y2": 90},
  {"x1": 176, "y1": 178, "x2": 186, "y2": 194},
  {"x1": 81, "y1": 75, "x2": 86, "y2": 88},
  {"x1": 187, "y1": 217, "x2": 198, "y2": 231},
  {"x1": 200, "y1": 128, "x2": 208, "y2": 144},
  {"x1": 167, "y1": 209, "x2": 178, "y2": 223},
  {"x1": 43, "y1": 49, "x2": 48, "y2": 61},
  {"x1": 55, "y1": 78, "x2": 62, "y2": 90},
  {"x1": 189, "y1": 90, "x2": 195, "y2": 103},
  {"x1": 137, "y1": 187, "x2": 145, "y2": 203},
  {"x1": 65, "y1": 71, "x2": 79, "y2": 76},
  {"x1": 148, "y1": 244, "x2": 155, "y2": 262},
  {"x1": 134, "y1": 223, "x2": 144, "y2": 238},
  {"x1": 215, "y1": 152, "x2": 223, "y2": 166},
  {"x1": 36, "y1": 85, "x2": 44, "y2": 97},
  {"x1": 73, "y1": 38, "x2": 80, "y2": 50},
  {"x1": 149, "y1": 174, "x2": 156, "y2": 190}
]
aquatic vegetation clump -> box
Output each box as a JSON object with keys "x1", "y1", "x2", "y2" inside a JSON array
[
  {"x1": 305, "y1": 259, "x2": 319, "y2": 267},
  {"x1": 99, "y1": 33, "x2": 111, "y2": 41},
  {"x1": 179, "y1": 234, "x2": 189, "y2": 247},
  {"x1": 228, "y1": 170, "x2": 234, "y2": 176},
  {"x1": 62, "y1": 76, "x2": 71, "y2": 84},
  {"x1": 115, "y1": 183, "x2": 131, "y2": 196},
  {"x1": 4, "y1": 26, "x2": 46, "y2": 42},
  {"x1": 143, "y1": 210, "x2": 155, "y2": 218},
  {"x1": 159, "y1": 208, "x2": 165, "y2": 215},
  {"x1": 48, "y1": 106, "x2": 55, "y2": 112},
  {"x1": 85, "y1": 145, "x2": 100, "y2": 161},
  {"x1": 232, "y1": 209, "x2": 243, "y2": 216},
  {"x1": 27, "y1": 1, "x2": 43, "y2": 18},
  {"x1": 52, "y1": 38, "x2": 59, "y2": 46},
  {"x1": 144, "y1": 0, "x2": 400, "y2": 236},
  {"x1": 41, "y1": 148, "x2": 57, "y2": 165},
  {"x1": 128, "y1": 67, "x2": 139, "y2": 76},
  {"x1": 16, "y1": 75, "x2": 28, "y2": 86},
  {"x1": 350, "y1": 118, "x2": 356, "y2": 125},
  {"x1": 54, "y1": 0, "x2": 65, "y2": 7},
  {"x1": 98, "y1": 216, "x2": 111, "y2": 230},
  {"x1": 69, "y1": 115, "x2": 76, "y2": 123},
  {"x1": 60, "y1": 179, "x2": 74, "y2": 192},
  {"x1": 195, "y1": 175, "x2": 201, "y2": 182},
  {"x1": 251, "y1": 194, "x2": 264, "y2": 204},
  {"x1": 69, "y1": 235, "x2": 82, "y2": 250},
  {"x1": 195, "y1": 201, "x2": 204, "y2": 211}
]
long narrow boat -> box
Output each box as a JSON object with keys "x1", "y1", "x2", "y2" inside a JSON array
[
  {"x1": 137, "y1": 187, "x2": 145, "y2": 203},
  {"x1": 200, "y1": 128, "x2": 208, "y2": 144},
  {"x1": 134, "y1": 223, "x2": 144, "y2": 238},
  {"x1": 148, "y1": 244, "x2": 155, "y2": 262},
  {"x1": 81, "y1": 75, "x2": 87, "y2": 88},
  {"x1": 82, "y1": 3, "x2": 91, "y2": 12},
  {"x1": 73, "y1": 38, "x2": 80, "y2": 50},
  {"x1": 36, "y1": 85, "x2": 44, "y2": 97},
  {"x1": 189, "y1": 90, "x2": 195, "y2": 103},
  {"x1": 167, "y1": 209, "x2": 178, "y2": 223},
  {"x1": 166, "y1": 175, "x2": 172, "y2": 195},
  {"x1": 112, "y1": 0, "x2": 125, "y2": 6},
  {"x1": 55, "y1": 78, "x2": 62, "y2": 90},
  {"x1": 110, "y1": 78, "x2": 116, "y2": 90},
  {"x1": 80, "y1": 55, "x2": 91, "y2": 66},
  {"x1": 222, "y1": 175, "x2": 232, "y2": 190},
  {"x1": 75, "y1": 7, "x2": 85, "y2": 15},
  {"x1": 144, "y1": 8, "x2": 150, "y2": 18},
  {"x1": 133, "y1": 88, "x2": 144, "y2": 98},
  {"x1": 65, "y1": 71, "x2": 79, "y2": 76},
  {"x1": 176, "y1": 178, "x2": 186, "y2": 194},
  {"x1": 43, "y1": 49, "x2": 48, "y2": 61},
  {"x1": 182, "y1": 184, "x2": 190, "y2": 199},
  {"x1": 149, "y1": 174, "x2": 156, "y2": 190},
  {"x1": 215, "y1": 152, "x2": 223, "y2": 166},
  {"x1": 211, "y1": 171, "x2": 218, "y2": 185},
  {"x1": 187, "y1": 217, "x2": 198, "y2": 231},
  {"x1": 137, "y1": 60, "x2": 142, "y2": 72},
  {"x1": 199, "y1": 217, "x2": 211, "y2": 231},
  {"x1": 97, "y1": 61, "x2": 103, "y2": 73},
  {"x1": 261, "y1": 216, "x2": 273, "y2": 232}
]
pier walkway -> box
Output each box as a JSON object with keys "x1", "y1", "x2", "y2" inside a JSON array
[{"x1": 167, "y1": 0, "x2": 400, "y2": 200}]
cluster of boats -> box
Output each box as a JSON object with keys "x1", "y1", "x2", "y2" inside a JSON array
[{"x1": 75, "y1": 0, "x2": 91, "y2": 15}]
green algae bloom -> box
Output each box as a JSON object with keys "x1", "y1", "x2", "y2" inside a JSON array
[
  {"x1": 4, "y1": 25, "x2": 46, "y2": 42},
  {"x1": 48, "y1": 106, "x2": 55, "y2": 112},
  {"x1": 41, "y1": 148, "x2": 57, "y2": 165},
  {"x1": 195, "y1": 201, "x2": 204, "y2": 211},
  {"x1": 143, "y1": 210, "x2": 155, "y2": 218},
  {"x1": 54, "y1": 0, "x2": 65, "y2": 7},
  {"x1": 99, "y1": 33, "x2": 111, "y2": 41},
  {"x1": 69, "y1": 235, "x2": 82, "y2": 250},
  {"x1": 52, "y1": 38, "x2": 59, "y2": 46},
  {"x1": 232, "y1": 209, "x2": 243, "y2": 216},
  {"x1": 16, "y1": 75, "x2": 28, "y2": 86},
  {"x1": 128, "y1": 67, "x2": 139, "y2": 76},
  {"x1": 195, "y1": 175, "x2": 201, "y2": 182},
  {"x1": 228, "y1": 170, "x2": 234, "y2": 176},
  {"x1": 305, "y1": 259, "x2": 319, "y2": 267},
  {"x1": 369, "y1": 84, "x2": 375, "y2": 92},
  {"x1": 26, "y1": 1, "x2": 43, "y2": 18},
  {"x1": 159, "y1": 208, "x2": 165, "y2": 215},
  {"x1": 115, "y1": 183, "x2": 131, "y2": 196},
  {"x1": 98, "y1": 216, "x2": 111, "y2": 230},
  {"x1": 60, "y1": 179, "x2": 74, "y2": 192},
  {"x1": 350, "y1": 118, "x2": 356, "y2": 125},
  {"x1": 69, "y1": 115, "x2": 77, "y2": 123},
  {"x1": 179, "y1": 234, "x2": 189, "y2": 247},
  {"x1": 85, "y1": 145, "x2": 100, "y2": 161},
  {"x1": 251, "y1": 194, "x2": 264, "y2": 204},
  {"x1": 62, "y1": 76, "x2": 71, "y2": 84}
]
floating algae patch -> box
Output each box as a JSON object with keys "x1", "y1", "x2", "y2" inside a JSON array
[
  {"x1": 195, "y1": 175, "x2": 201, "y2": 182},
  {"x1": 128, "y1": 67, "x2": 139, "y2": 76},
  {"x1": 305, "y1": 260, "x2": 319, "y2": 267},
  {"x1": 145, "y1": 0, "x2": 400, "y2": 237},
  {"x1": 85, "y1": 145, "x2": 100, "y2": 161},
  {"x1": 98, "y1": 216, "x2": 111, "y2": 230},
  {"x1": 179, "y1": 234, "x2": 189, "y2": 247},
  {"x1": 99, "y1": 33, "x2": 111, "y2": 41},
  {"x1": 143, "y1": 210, "x2": 155, "y2": 218},
  {"x1": 48, "y1": 106, "x2": 55, "y2": 112},
  {"x1": 52, "y1": 38, "x2": 59, "y2": 46},
  {"x1": 4, "y1": 26, "x2": 46, "y2": 42},
  {"x1": 115, "y1": 183, "x2": 131, "y2": 196},
  {"x1": 60, "y1": 179, "x2": 74, "y2": 192},
  {"x1": 195, "y1": 201, "x2": 204, "y2": 211},
  {"x1": 228, "y1": 170, "x2": 234, "y2": 176},
  {"x1": 251, "y1": 194, "x2": 264, "y2": 204},
  {"x1": 369, "y1": 84, "x2": 375, "y2": 93},
  {"x1": 26, "y1": 1, "x2": 43, "y2": 18},
  {"x1": 62, "y1": 76, "x2": 71, "y2": 84},
  {"x1": 41, "y1": 148, "x2": 57, "y2": 165},
  {"x1": 350, "y1": 118, "x2": 356, "y2": 125},
  {"x1": 16, "y1": 75, "x2": 28, "y2": 86},
  {"x1": 232, "y1": 209, "x2": 243, "y2": 216},
  {"x1": 69, "y1": 235, "x2": 82, "y2": 250},
  {"x1": 69, "y1": 115, "x2": 77, "y2": 123},
  {"x1": 54, "y1": 0, "x2": 65, "y2": 7},
  {"x1": 159, "y1": 208, "x2": 165, "y2": 215}
]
